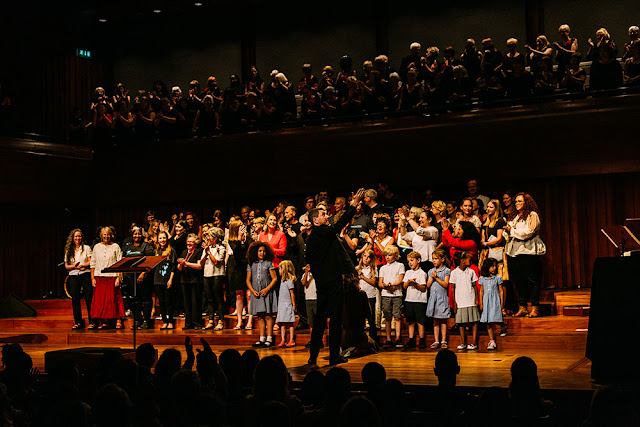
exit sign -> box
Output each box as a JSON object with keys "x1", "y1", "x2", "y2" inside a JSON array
[{"x1": 76, "y1": 49, "x2": 92, "y2": 59}]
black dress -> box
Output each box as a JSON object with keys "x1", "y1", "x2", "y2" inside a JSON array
[{"x1": 227, "y1": 239, "x2": 249, "y2": 293}]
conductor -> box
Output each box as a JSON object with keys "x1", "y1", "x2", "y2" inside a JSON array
[{"x1": 306, "y1": 188, "x2": 366, "y2": 367}]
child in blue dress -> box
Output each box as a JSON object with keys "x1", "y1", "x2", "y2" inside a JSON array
[
  {"x1": 246, "y1": 242, "x2": 278, "y2": 348},
  {"x1": 276, "y1": 260, "x2": 297, "y2": 347},
  {"x1": 426, "y1": 249, "x2": 452, "y2": 349},
  {"x1": 479, "y1": 258, "x2": 504, "y2": 350}
]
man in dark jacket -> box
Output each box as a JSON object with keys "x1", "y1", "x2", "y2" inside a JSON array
[{"x1": 306, "y1": 188, "x2": 365, "y2": 367}]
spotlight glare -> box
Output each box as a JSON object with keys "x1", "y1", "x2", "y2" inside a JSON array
[
  {"x1": 153, "y1": 9, "x2": 162, "y2": 13},
  {"x1": 194, "y1": 2, "x2": 203, "y2": 5},
  {"x1": 98, "y1": 18, "x2": 107, "y2": 23}
]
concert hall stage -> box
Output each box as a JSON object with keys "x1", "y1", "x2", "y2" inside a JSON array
[{"x1": 0, "y1": 290, "x2": 594, "y2": 391}]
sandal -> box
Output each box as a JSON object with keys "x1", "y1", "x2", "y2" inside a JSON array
[
  {"x1": 245, "y1": 323, "x2": 253, "y2": 330},
  {"x1": 233, "y1": 323, "x2": 242, "y2": 330},
  {"x1": 430, "y1": 341, "x2": 441, "y2": 349},
  {"x1": 72, "y1": 323, "x2": 82, "y2": 330},
  {"x1": 204, "y1": 321, "x2": 215, "y2": 330},
  {"x1": 286, "y1": 341, "x2": 296, "y2": 348},
  {"x1": 160, "y1": 323, "x2": 168, "y2": 330},
  {"x1": 167, "y1": 323, "x2": 174, "y2": 329},
  {"x1": 115, "y1": 321, "x2": 123, "y2": 329},
  {"x1": 98, "y1": 324, "x2": 108, "y2": 330},
  {"x1": 277, "y1": 341, "x2": 286, "y2": 348},
  {"x1": 214, "y1": 321, "x2": 224, "y2": 331},
  {"x1": 441, "y1": 341, "x2": 448, "y2": 349},
  {"x1": 87, "y1": 323, "x2": 96, "y2": 329}
]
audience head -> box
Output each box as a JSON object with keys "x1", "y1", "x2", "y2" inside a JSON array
[
  {"x1": 324, "y1": 367, "x2": 351, "y2": 408},
  {"x1": 241, "y1": 349, "x2": 260, "y2": 387},
  {"x1": 434, "y1": 349, "x2": 460, "y2": 387},
  {"x1": 135, "y1": 343, "x2": 156, "y2": 368},
  {"x1": 254, "y1": 355, "x2": 289, "y2": 402},
  {"x1": 361, "y1": 361, "x2": 387, "y2": 389},
  {"x1": 301, "y1": 370, "x2": 325, "y2": 407},
  {"x1": 340, "y1": 396, "x2": 381, "y2": 427},
  {"x1": 630, "y1": 25, "x2": 639, "y2": 39}
]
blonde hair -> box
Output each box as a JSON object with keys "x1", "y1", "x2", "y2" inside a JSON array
[
  {"x1": 383, "y1": 245, "x2": 400, "y2": 258},
  {"x1": 507, "y1": 38, "x2": 518, "y2": 45},
  {"x1": 407, "y1": 251, "x2": 422, "y2": 261},
  {"x1": 596, "y1": 28, "x2": 610, "y2": 40},
  {"x1": 357, "y1": 248, "x2": 378, "y2": 277},
  {"x1": 228, "y1": 218, "x2": 243, "y2": 241},
  {"x1": 186, "y1": 233, "x2": 200, "y2": 246},
  {"x1": 483, "y1": 199, "x2": 505, "y2": 228},
  {"x1": 279, "y1": 260, "x2": 297, "y2": 282},
  {"x1": 409, "y1": 206, "x2": 424, "y2": 218},
  {"x1": 558, "y1": 24, "x2": 570, "y2": 33},
  {"x1": 431, "y1": 200, "x2": 446, "y2": 215},
  {"x1": 536, "y1": 35, "x2": 549, "y2": 48}
]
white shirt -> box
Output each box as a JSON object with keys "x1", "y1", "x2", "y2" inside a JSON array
[
  {"x1": 450, "y1": 267, "x2": 478, "y2": 308},
  {"x1": 379, "y1": 261, "x2": 405, "y2": 297},
  {"x1": 401, "y1": 226, "x2": 439, "y2": 262},
  {"x1": 90, "y1": 243, "x2": 122, "y2": 277},
  {"x1": 404, "y1": 268, "x2": 428, "y2": 303},
  {"x1": 358, "y1": 266, "x2": 378, "y2": 299},
  {"x1": 303, "y1": 271, "x2": 317, "y2": 300},
  {"x1": 66, "y1": 245, "x2": 92, "y2": 276},
  {"x1": 506, "y1": 212, "x2": 546, "y2": 256},
  {"x1": 457, "y1": 215, "x2": 482, "y2": 229},
  {"x1": 201, "y1": 244, "x2": 226, "y2": 277}
]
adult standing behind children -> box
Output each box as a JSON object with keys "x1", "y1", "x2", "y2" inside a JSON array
[{"x1": 306, "y1": 188, "x2": 366, "y2": 367}]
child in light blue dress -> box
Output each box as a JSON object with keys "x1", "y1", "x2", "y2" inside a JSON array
[
  {"x1": 276, "y1": 261, "x2": 297, "y2": 347},
  {"x1": 479, "y1": 258, "x2": 504, "y2": 350},
  {"x1": 426, "y1": 249, "x2": 452, "y2": 349}
]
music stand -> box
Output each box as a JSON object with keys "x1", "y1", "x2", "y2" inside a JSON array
[
  {"x1": 103, "y1": 256, "x2": 166, "y2": 349},
  {"x1": 600, "y1": 225, "x2": 640, "y2": 256}
]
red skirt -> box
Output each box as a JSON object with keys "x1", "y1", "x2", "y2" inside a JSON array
[{"x1": 91, "y1": 277, "x2": 126, "y2": 319}]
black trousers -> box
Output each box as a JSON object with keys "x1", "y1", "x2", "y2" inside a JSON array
[
  {"x1": 155, "y1": 283, "x2": 174, "y2": 324},
  {"x1": 67, "y1": 274, "x2": 93, "y2": 324},
  {"x1": 182, "y1": 282, "x2": 203, "y2": 328},
  {"x1": 133, "y1": 276, "x2": 154, "y2": 323},
  {"x1": 509, "y1": 254, "x2": 542, "y2": 306},
  {"x1": 367, "y1": 297, "x2": 379, "y2": 343},
  {"x1": 203, "y1": 276, "x2": 225, "y2": 320},
  {"x1": 310, "y1": 281, "x2": 344, "y2": 361}
]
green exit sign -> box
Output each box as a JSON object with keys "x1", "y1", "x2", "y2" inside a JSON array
[{"x1": 76, "y1": 49, "x2": 92, "y2": 58}]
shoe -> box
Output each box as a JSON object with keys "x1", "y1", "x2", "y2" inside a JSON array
[
  {"x1": 72, "y1": 323, "x2": 83, "y2": 330},
  {"x1": 204, "y1": 321, "x2": 215, "y2": 330},
  {"x1": 487, "y1": 340, "x2": 497, "y2": 350},
  {"x1": 233, "y1": 324, "x2": 242, "y2": 330},
  {"x1": 115, "y1": 321, "x2": 123, "y2": 329},
  {"x1": 214, "y1": 321, "x2": 224, "y2": 331},
  {"x1": 403, "y1": 339, "x2": 415, "y2": 350},
  {"x1": 263, "y1": 340, "x2": 273, "y2": 348},
  {"x1": 286, "y1": 341, "x2": 296, "y2": 348},
  {"x1": 499, "y1": 326, "x2": 507, "y2": 337},
  {"x1": 305, "y1": 341, "x2": 312, "y2": 348},
  {"x1": 395, "y1": 340, "x2": 404, "y2": 349},
  {"x1": 87, "y1": 323, "x2": 96, "y2": 329},
  {"x1": 467, "y1": 344, "x2": 478, "y2": 350},
  {"x1": 383, "y1": 341, "x2": 394, "y2": 349},
  {"x1": 441, "y1": 341, "x2": 448, "y2": 349},
  {"x1": 329, "y1": 355, "x2": 348, "y2": 365},
  {"x1": 526, "y1": 306, "x2": 539, "y2": 318},
  {"x1": 457, "y1": 343, "x2": 467, "y2": 350},
  {"x1": 139, "y1": 321, "x2": 149, "y2": 330},
  {"x1": 418, "y1": 338, "x2": 427, "y2": 349},
  {"x1": 183, "y1": 325, "x2": 194, "y2": 330},
  {"x1": 307, "y1": 357, "x2": 319, "y2": 368},
  {"x1": 430, "y1": 341, "x2": 441, "y2": 349},
  {"x1": 98, "y1": 324, "x2": 108, "y2": 330},
  {"x1": 252, "y1": 341, "x2": 265, "y2": 348},
  {"x1": 160, "y1": 323, "x2": 168, "y2": 330},
  {"x1": 514, "y1": 306, "x2": 528, "y2": 317},
  {"x1": 277, "y1": 341, "x2": 286, "y2": 348},
  {"x1": 231, "y1": 309, "x2": 238, "y2": 316},
  {"x1": 245, "y1": 322, "x2": 253, "y2": 330},
  {"x1": 167, "y1": 323, "x2": 174, "y2": 329},
  {"x1": 193, "y1": 326, "x2": 202, "y2": 330},
  {"x1": 125, "y1": 309, "x2": 132, "y2": 317}
]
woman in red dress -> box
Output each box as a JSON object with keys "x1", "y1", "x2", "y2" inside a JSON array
[
  {"x1": 90, "y1": 227, "x2": 125, "y2": 329},
  {"x1": 258, "y1": 214, "x2": 287, "y2": 268}
]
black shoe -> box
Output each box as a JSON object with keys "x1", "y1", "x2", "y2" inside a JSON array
[
  {"x1": 183, "y1": 325, "x2": 194, "y2": 330},
  {"x1": 252, "y1": 340, "x2": 265, "y2": 348},
  {"x1": 139, "y1": 321, "x2": 149, "y2": 330},
  {"x1": 305, "y1": 341, "x2": 312, "y2": 348},
  {"x1": 383, "y1": 341, "x2": 394, "y2": 349},
  {"x1": 329, "y1": 355, "x2": 348, "y2": 365},
  {"x1": 395, "y1": 340, "x2": 405, "y2": 349},
  {"x1": 418, "y1": 338, "x2": 427, "y2": 349},
  {"x1": 404, "y1": 338, "x2": 416, "y2": 350},
  {"x1": 263, "y1": 340, "x2": 273, "y2": 347},
  {"x1": 193, "y1": 325, "x2": 202, "y2": 330}
]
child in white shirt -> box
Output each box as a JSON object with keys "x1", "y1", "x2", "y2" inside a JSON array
[
  {"x1": 402, "y1": 251, "x2": 428, "y2": 349},
  {"x1": 450, "y1": 252, "x2": 480, "y2": 351},
  {"x1": 378, "y1": 245, "x2": 405, "y2": 349}
]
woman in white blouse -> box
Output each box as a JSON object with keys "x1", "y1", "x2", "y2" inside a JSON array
[
  {"x1": 90, "y1": 226, "x2": 125, "y2": 329},
  {"x1": 64, "y1": 229, "x2": 93, "y2": 329},
  {"x1": 398, "y1": 209, "x2": 440, "y2": 272},
  {"x1": 505, "y1": 192, "x2": 546, "y2": 318}
]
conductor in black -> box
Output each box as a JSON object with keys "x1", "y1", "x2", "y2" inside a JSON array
[{"x1": 306, "y1": 188, "x2": 366, "y2": 367}]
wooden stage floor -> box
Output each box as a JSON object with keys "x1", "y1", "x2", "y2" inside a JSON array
[{"x1": 0, "y1": 298, "x2": 595, "y2": 391}]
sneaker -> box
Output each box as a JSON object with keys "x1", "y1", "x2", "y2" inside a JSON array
[
  {"x1": 430, "y1": 341, "x2": 441, "y2": 349},
  {"x1": 395, "y1": 340, "x2": 404, "y2": 349},
  {"x1": 383, "y1": 341, "x2": 394, "y2": 349},
  {"x1": 252, "y1": 341, "x2": 265, "y2": 348},
  {"x1": 441, "y1": 341, "x2": 448, "y2": 349},
  {"x1": 499, "y1": 326, "x2": 507, "y2": 337},
  {"x1": 487, "y1": 340, "x2": 497, "y2": 350},
  {"x1": 467, "y1": 344, "x2": 478, "y2": 350},
  {"x1": 457, "y1": 343, "x2": 467, "y2": 350}
]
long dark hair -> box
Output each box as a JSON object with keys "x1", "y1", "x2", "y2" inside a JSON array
[
  {"x1": 459, "y1": 221, "x2": 481, "y2": 248},
  {"x1": 515, "y1": 192, "x2": 540, "y2": 223},
  {"x1": 64, "y1": 229, "x2": 85, "y2": 263}
]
